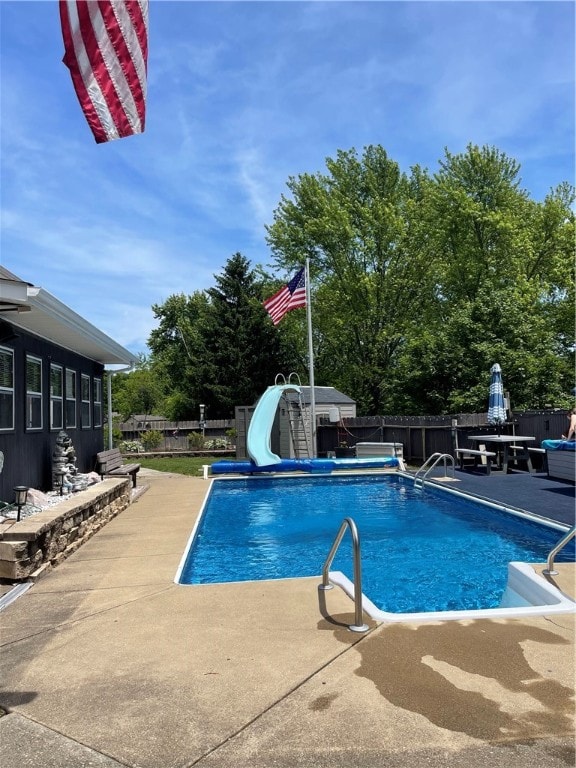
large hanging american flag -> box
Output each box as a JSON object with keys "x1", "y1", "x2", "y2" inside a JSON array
[
  {"x1": 59, "y1": 0, "x2": 149, "y2": 144},
  {"x1": 263, "y1": 267, "x2": 306, "y2": 325}
]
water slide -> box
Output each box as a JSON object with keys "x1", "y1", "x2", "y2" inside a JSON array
[
  {"x1": 247, "y1": 384, "x2": 300, "y2": 466},
  {"x1": 211, "y1": 382, "x2": 401, "y2": 475}
]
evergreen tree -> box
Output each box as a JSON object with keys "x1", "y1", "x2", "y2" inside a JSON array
[
  {"x1": 199, "y1": 253, "x2": 294, "y2": 417},
  {"x1": 147, "y1": 254, "x2": 299, "y2": 419}
]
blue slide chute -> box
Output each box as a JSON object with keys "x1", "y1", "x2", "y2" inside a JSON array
[{"x1": 247, "y1": 384, "x2": 301, "y2": 466}]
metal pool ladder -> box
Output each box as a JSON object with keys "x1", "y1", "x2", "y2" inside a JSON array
[
  {"x1": 319, "y1": 517, "x2": 369, "y2": 633},
  {"x1": 414, "y1": 453, "x2": 455, "y2": 488},
  {"x1": 543, "y1": 526, "x2": 576, "y2": 576}
]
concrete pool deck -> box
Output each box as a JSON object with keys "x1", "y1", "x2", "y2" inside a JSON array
[{"x1": 0, "y1": 468, "x2": 574, "y2": 768}]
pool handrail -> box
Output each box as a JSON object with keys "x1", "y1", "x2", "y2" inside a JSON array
[
  {"x1": 319, "y1": 517, "x2": 369, "y2": 633},
  {"x1": 414, "y1": 453, "x2": 455, "y2": 488},
  {"x1": 543, "y1": 526, "x2": 576, "y2": 576}
]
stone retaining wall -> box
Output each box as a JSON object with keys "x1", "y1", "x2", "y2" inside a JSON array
[{"x1": 0, "y1": 478, "x2": 131, "y2": 581}]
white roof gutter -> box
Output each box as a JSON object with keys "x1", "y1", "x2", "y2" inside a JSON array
[{"x1": 1, "y1": 273, "x2": 138, "y2": 367}]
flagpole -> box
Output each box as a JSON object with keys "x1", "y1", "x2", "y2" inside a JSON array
[{"x1": 305, "y1": 258, "x2": 316, "y2": 457}]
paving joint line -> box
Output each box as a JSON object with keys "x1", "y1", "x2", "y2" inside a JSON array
[{"x1": 184, "y1": 624, "x2": 379, "y2": 768}]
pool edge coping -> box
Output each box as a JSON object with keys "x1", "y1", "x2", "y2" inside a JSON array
[
  {"x1": 328, "y1": 562, "x2": 576, "y2": 624},
  {"x1": 174, "y1": 470, "x2": 576, "y2": 624}
]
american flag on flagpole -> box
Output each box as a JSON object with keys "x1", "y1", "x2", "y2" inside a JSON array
[
  {"x1": 263, "y1": 267, "x2": 306, "y2": 325},
  {"x1": 59, "y1": 0, "x2": 149, "y2": 144}
]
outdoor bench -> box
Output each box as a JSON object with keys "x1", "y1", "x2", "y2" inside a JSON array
[
  {"x1": 455, "y1": 447, "x2": 496, "y2": 475},
  {"x1": 504, "y1": 444, "x2": 547, "y2": 472},
  {"x1": 527, "y1": 446, "x2": 547, "y2": 467},
  {"x1": 96, "y1": 448, "x2": 140, "y2": 487},
  {"x1": 509, "y1": 444, "x2": 541, "y2": 453}
]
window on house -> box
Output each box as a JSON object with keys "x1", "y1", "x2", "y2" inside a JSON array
[
  {"x1": 0, "y1": 347, "x2": 14, "y2": 431},
  {"x1": 66, "y1": 369, "x2": 76, "y2": 428},
  {"x1": 26, "y1": 355, "x2": 43, "y2": 430},
  {"x1": 93, "y1": 377, "x2": 102, "y2": 428},
  {"x1": 50, "y1": 364, "x2": 63, "y2": 430},
  {"x1": 81, "y1": 373, "x2": 91, "y2": 428}
]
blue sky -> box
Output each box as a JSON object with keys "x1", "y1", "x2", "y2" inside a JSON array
[{"x1": 1, "y1": 1, "x2": 574, "y2": 357}]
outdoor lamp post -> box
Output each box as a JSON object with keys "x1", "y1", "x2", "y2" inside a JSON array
[
  {"x1": 199, "y1": 404, "x2": 206, "y2": 439},
  {"x1": 14, "y1": 486, "x2": 28, "y2": 522}
]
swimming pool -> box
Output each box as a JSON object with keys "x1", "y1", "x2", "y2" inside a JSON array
[{"x1": 175, "y1": 473, "x2": 576, "y2": 622}]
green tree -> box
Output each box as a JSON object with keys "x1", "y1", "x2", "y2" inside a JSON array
[
  {"x1": 266, "y1": 146, "x2": 438, "y2": 413},
  {"x1": 148, "y1": 292, "x2": 210, "y2": 419},
  {"x1": 266, "y1": 143, "x2": 574, "y2": 414},
  {"x1": 400, "y1": 145, "x2": 575, "y2": 412},
  {"x1": 199, "y1": 253, "x2": 296, "y2": 417},
  {"x1": 147, "y1": 254, "x2": 299, "y2": 419},
  {"x1": 111, "y1": 358, "x2": 164, "y2": 420}
]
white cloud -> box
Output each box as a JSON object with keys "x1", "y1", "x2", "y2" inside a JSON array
[{"x1": 1, "y1": 0, "x2": 573, "y2": 355}]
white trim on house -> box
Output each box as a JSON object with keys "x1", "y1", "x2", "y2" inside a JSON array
[{"x1": 0, "y1": 268, "x2": 138, "y2": 366}]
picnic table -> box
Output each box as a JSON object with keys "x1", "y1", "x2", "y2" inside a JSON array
[{"x1": 467, "y1": 434, "x2": 536, "y2": 474}]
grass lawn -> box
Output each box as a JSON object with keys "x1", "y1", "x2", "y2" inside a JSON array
[{"x1": 137, "y1": 455, "x2": 223, "y2": 476}]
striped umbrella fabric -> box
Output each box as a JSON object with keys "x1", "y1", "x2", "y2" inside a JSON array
[
  {"x1": 60, "y1": 0, "x2": 149, "y2": 144},
  {"x1": 488, "y1": 363, "x2": 507, "y2": 424}
]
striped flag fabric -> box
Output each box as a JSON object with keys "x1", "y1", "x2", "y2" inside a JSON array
[
  {"x1": 263, "y1": 267, "x2": 306, "y2": 325},
  {"x1": 59, "y1": 0, "x2": 149, "y2": 144}
]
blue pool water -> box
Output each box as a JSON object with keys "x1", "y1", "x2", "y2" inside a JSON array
[{"x1": 177, "y1": 475, "x2": 574, "y2": 614}]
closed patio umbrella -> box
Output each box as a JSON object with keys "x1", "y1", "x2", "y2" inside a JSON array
[{"x1": 488, "y1": 363, "x2": 507, "y2": 425}]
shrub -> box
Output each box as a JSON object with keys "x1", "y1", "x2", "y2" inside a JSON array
[
  {"x1": 204, "y1": 437, "x2": 230, "y2": 450},
  {"x1": 140, "y1": 430, "x2": 163, "y2": 450},
  {"x1": 188, "y1": 431, "x2": 205, "y2": 449},
  {"x1": 111, "y1": 426, "x2": 124, "y2": 447},
  {"x1": 119, "y1": 440, "x2": 143, "y2": 453}
]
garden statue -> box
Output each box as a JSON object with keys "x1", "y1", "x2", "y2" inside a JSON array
[{"x1": 52, "y1": 431, "x2": 79, "y2": 492}]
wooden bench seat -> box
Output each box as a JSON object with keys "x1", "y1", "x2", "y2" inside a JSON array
[
  {"x1": 507, "y1": 445, "x2": 546, "y2": 471},
  {"x1": 527, "y1": 446, "x2": 547, "y2": 471},
  {"x1": 508, "y1": 444, "x2": 542, "y2": 454},
  {"x1": 96, "y1": 448, "x2": 140, "y2": 488},
  {"x1": 455, "y1": 447, "x2": 496, "y2": 475}
]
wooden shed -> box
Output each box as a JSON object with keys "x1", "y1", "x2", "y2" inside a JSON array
[{"x1": 235, "y1": 385, "x2": 356, "y2": 460}]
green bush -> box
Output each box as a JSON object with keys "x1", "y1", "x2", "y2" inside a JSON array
[
  {"x1": 187, "y1": 431, "x2": 205, "y2": 449},
  {"x1": 111, "y1": 426, "x2": 123, "y2": 447},
  {"x1": 119, "y1": 440, "x2": 143, "y2": 453},
  {"x1": 204, "y1": 437, "x2": 230, "y2": 450},
  {"x1": 140, "y1": 430, "x2": 163, "y2": 450}
]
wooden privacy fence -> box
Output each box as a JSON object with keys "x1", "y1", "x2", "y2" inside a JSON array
[
  {"x1": 117, "y1": 418, "x2": 234, "y2": 450},
  {"x1": 317, "y1": 410, "x2": 567, "y2": 465},
  {"x1": 142, "y1": 408, "x2": 567, "y2": 464}
]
